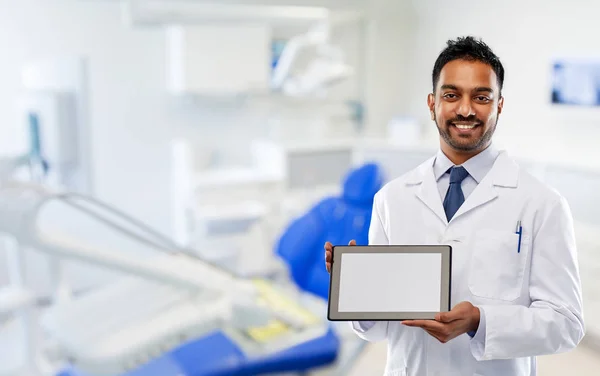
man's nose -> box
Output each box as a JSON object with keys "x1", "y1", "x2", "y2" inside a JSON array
[{"x1": 457, "y1": 98, "x2": 475, "y2": 118}]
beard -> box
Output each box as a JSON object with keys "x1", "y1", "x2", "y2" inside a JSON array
[{"x1": 434, "y1": 114, "x2": 497, "y2": 152}]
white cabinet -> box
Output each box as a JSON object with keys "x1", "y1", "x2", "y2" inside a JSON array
[{"x1": 166, "y1": 24, "x2": 272, "y2": 95}]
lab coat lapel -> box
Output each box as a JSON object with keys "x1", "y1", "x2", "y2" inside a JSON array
[
  {"x1": 451, "y1": 151, "x2": 518, "y2": 222},
  {"x1": 409, "y1": 157, "x2": 448, "y2": 225}
]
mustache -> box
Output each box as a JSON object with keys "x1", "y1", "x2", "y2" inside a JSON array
[{"x1": 446, "y1": 115, "x2": 483, "y2": 126}]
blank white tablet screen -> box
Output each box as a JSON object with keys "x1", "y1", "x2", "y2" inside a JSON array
[{"x1": 338, "y1": 253, "x2": 442, "y2": 312}]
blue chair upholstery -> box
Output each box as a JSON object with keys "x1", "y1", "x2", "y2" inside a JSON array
[
  {"x1": 170, "y1": 328, "x2": 339, "y2": 376},
  {"x1": 275, "y1": 163, "x2": 384, "y2": 299}
]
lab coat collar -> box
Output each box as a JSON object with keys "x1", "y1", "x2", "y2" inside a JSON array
[
  {"x1": 406, "y1": 150, "x2": 518, "y2": 224},
  {"x1": 433, "y1": 145, "x2": 500, "y2": 184},
  {"x1": 406, "y1": 149, "x2": 517, "y2": 188}
]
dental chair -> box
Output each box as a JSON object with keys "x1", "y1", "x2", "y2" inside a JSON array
[
  {"x1": 0, "y1": 182, "x2": 340, "y2": 376},
  {"x1": 274, "y1": 162, "x2": 383, "y2": 374},
  {"x1": 275, "y1": 162, "x2": 384, "y2": 300}
]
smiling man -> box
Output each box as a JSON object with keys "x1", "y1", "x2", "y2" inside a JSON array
[
  {"x1": 428, "y1": 40, "x2": 504, "y2": 164},
  {"x1": 325, "y1": 36, "x2": 584, "y2": 375}
]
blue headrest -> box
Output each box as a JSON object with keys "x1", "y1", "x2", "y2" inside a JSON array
[{"x1": 342, "y1": 163, "x2": 383, "y2": 205}]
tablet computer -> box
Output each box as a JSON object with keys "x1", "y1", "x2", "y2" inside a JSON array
[{"x1": 327, "y1": 245, "x2": 452, "y2": 321}]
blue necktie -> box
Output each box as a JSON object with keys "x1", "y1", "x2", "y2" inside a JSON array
[
  {"x1": 443, "y1": 166, "x2": 469, "y2": 222},
  {"x1": 443, "y1": 166, "x2": 474, "y2": 337}
]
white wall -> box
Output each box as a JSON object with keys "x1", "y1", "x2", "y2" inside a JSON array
[
  {"x1": 362, "y1": 0, "x2": 418, "y2": 137},
  {"x1": 407, "y1": 0, "x2": 600, "y2": 170}
]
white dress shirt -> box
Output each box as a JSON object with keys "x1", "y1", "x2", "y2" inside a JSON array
[{"x1": 352, "y1": 144, "x2": 500, "y2": 343}]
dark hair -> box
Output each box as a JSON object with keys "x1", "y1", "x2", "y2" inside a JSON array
[{"x1": 432, "y1": 36, "x2": 504, "y2": 95}]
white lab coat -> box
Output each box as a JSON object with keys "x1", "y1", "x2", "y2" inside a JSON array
[{"x1": 352, "y1": 150, "x2": 585, "y2": 376}]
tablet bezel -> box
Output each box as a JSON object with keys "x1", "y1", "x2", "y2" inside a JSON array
[{"x1": 327, "y1": 245, "x2": 452, "y2": 321}]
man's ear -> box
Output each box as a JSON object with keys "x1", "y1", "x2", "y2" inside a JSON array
[
  {"x1": 498, "y1": 96, "x2": 504, "y2": 114},
  {"x1": 427, "y1": 93, "x2": 435, "y2": 120}
]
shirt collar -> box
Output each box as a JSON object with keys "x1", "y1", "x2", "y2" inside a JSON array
[{"x1": 434, "y1": 144, "x2": 500, "y2": 183}]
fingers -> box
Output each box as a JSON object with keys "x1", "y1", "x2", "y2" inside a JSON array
[
  {"x1": 325, "y1": 250, "x2": 332, "y2": 273},
  {"x1": 402, "y1": 320, "x2": 445, "y2": 332},
  {"x1": 403, "y1": 320, "x2": 455, "y2": 344},
  {"x1": 324, "y1": 242, "x2": 333, "y2": 273},
  {"x1": 348, "y1": 239, "x2": 356, "y2": 246}
]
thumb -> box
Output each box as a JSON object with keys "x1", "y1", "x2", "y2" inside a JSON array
[
  {"x1": 435, "y1": 310, "x2": 457, "y2": 323},
  {"x1": 348, "y1": 239, "x2": 356, "y2": 246},
  {"x1": 436, "y1": 301, "x2": 472, "y2": 322}
]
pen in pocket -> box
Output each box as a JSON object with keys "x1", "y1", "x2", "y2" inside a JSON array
[{"x1": 515, "y1": 220, "x2": 522, "y2": 253}]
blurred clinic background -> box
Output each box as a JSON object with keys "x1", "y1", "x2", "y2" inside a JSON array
[{"x1": 1, "y1": 0, "x2": 600, "y2": 375}]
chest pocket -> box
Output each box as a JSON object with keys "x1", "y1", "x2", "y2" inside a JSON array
[{"x1": 468, "y1": 229, "x2": 530, "y2": 301}]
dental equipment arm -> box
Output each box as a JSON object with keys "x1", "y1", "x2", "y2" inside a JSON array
[
  {"x1": 33, "y1": 231, "x2": 236, "y2": 292},
  {"x1": 271, "y1": 24, "x2": 353, "y2": 96},
  {"x1": 0, "y1": 182, "x2": 239, "y2": 293}
]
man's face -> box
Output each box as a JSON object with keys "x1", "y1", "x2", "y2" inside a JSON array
[{"x1": 427, "y1": 59, "x2": 504, "y2": 153}]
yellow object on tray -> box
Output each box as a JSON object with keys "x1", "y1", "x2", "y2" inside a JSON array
[
  {"x1": 244, "y1": 279, "x2": 321, "y2": 343},
  {"x1": 246, "y1": 320, "x2": 290, "y2": 343}
]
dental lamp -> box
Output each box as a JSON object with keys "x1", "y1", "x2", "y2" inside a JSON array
[
  {"x1": 271, "y1": 23, "x2": 354, "y2": 97},
  {"x1": 0, "y1": 182, "x2": 328, "y2": 376}
]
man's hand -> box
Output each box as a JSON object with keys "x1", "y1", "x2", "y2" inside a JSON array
[
  {"x1": 401, "y1": 301, "x2": 480, "y2": 343},
  {"x1": 324, "y1": 239, "x2": 356, "y2": 273}
]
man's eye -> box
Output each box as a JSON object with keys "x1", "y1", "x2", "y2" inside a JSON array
[
  {"x1": 444, "y1": 93, "x2": 457, "y2": 99},
  {"x1": 475, "y1": 96, "x2": 490, "y2": 102}
]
